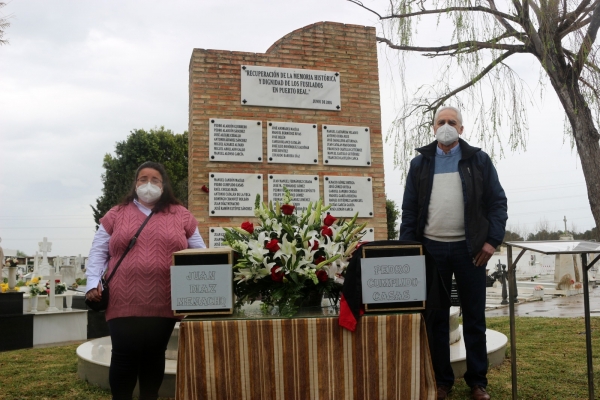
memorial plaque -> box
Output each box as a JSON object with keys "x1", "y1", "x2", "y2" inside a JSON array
[
  {"x1": 268, "y1": 174, "x2": 320, "y2": 213},
  {"x1": 361, "y1": 228, "x2": 375, "y2": 242},
  {"x1": 170, "y1": 264, "x2": 233, "y2": 312},
  {"x1": 324, "y1": 176, "x2": 374, "y2": 218},
  {"x1": 209, "y1": 227, "x2": 229, "y2": 248},
  {"x1": 240, "y1": 65, "x2": 341, "y2": 111},
  {"x1": 209, "y1": 173, "x2": 263, "y2": 216},
  {"x1": 267, "y1": 122, "x2": 318, "y2": 164},
  {"x1": 323, "y1": 125, "x2": 371, "y2": 166},
  {"x1": 360, "y1": 256, "x2": 426, "y2": 304},
  {"x1": 209, "y1": 118, "x2": 263, "y2": 162}
]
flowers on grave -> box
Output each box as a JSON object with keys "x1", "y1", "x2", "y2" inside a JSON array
[
  {"x1": 223, "y1": 187, "x2": 367, "y2": 317},
  {"x1": 0, "y1": 282, "x2": 8, "y2": 293},
  {"x1": 43, "y1": 280, "x2": 67, "y2": 295},
  {"x1": 574, "y1": 282, "x2": 583, "y2": 289},
  {"x1": 28, "y1": 282, "x2": 44, "y2": 297},
  {"x1": 4, "y1": 258, "x2": 18, "y2": 268},
  {"x1": 534, "y1": 285, "x2": 544, "y2": 291}
]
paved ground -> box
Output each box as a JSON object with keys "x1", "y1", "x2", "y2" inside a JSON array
[{"x1": 486, "y1": 287, "x2": 600, "y2": 318}]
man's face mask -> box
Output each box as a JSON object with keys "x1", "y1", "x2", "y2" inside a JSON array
[{"x1": 435, "y1": 123, "x2": 459, "y2": 146}]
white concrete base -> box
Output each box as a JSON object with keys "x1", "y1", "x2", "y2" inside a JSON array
[
  {"x1": 77, "y1": 323, "x2": 179, "y2": 398},
  {"x1": 33, "y1": 310, "x2": 87, "y2": 346},
  {"x1": 450, "y1": 326, "x2": 507, "y2": 378}
]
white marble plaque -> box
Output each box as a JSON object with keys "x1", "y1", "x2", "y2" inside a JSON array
[
  {"x1": 209, "y1": 227, "x2": 229, "y2": 248},
  {"x1": 323, "y1": 125, "x2": 371, "y2": 166},
  {"x1": 241, "y1": 65, "x2": 341, "y2": 111},
  {"x1": 170, "y1": 264, "x2": 233, "y2": 311},
  {"x1": 268, "y1": 174, "x2": 320, "y2": 213},
  {"x1": 209, "y1": 173, "x2": 263, "y2": 216},
  {"x1": 209, "y1": 118, "x2": 263, "y2": 162},
  {"x1": 362, "y1": 227, "x2": 375, "y2": 242},
  {"x1": 324, "y1": 176, "x2": 373, "y2": 218},
  {"x1": 360, "y1": 256, "x2": 426, "y2": 304},
  {"x1": 267, "y1": 122, "x2": 318, "y2": 164}
]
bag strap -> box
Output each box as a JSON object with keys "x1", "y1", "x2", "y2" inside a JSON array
[{"x1": 104, "y1": 211, "x2": 154, "y2": 285}]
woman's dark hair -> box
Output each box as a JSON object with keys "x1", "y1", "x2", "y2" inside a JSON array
[{"x1": 121, "y1": 161, "x2": 181, "y2": 213}]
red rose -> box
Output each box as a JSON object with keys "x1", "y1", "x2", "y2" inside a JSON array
[
  {"x1": 311, "y1": 240, "x2": 319, "y2": 251},
  {"x1": 265, "y1": 238, "x2": 280, "y2": 252},
  {"x1": 241, "y1": 221, "x2": 254, "y2": 234},
  {"x1": 55, "y1": 279, "x2": 61, "y2": 283},
  {"x1": 201, "y1": 185, "x2": 209, "y2": 193},
  {"x1": 321, "y1": 226, "x2": 333, "y2": 237},
  {"x1": 314, "y1": 256, "x2": 326, "y2": 265},
  {"x1": 271, "y1": 266, "x2": 284, "y2": 282},
  {"x1": 281, "y1": 204, "x2": 295, "y2": 215},
  {"x1": 323, "y1": 214, "x2": 336, "y2": 226},
  {"x1": 316, "y1": 270, "x2": 328, "y2": 282}
]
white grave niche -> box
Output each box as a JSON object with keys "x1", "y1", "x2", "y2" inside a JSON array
[
  {"x1": 362, "y1": 227, "x2": 375, "y2": 242},
  {"x1": 240, "y1": 65, "x2": 341, "y2": 111},
  {"x1": 209, "y1": 118, "x2": 263, "y2": 162},
  {"x1": 209, "y1": 173, "x2": 263, "y2": 217},
  {"x1": 324, "y1": 176, "x2": 374, "y2": 218},
  {"x1": 267, "y1": 122, "x2": 318, "y2": 164},
  {"x1": 209, "y1": 227, "x2": 229, "y2": 248},
  {"x1": 268, "y1": 174, "x2": 320, "y2": 213},
  {"x1": 323, "y1": 125, "x2": 371, "y2": 167}
]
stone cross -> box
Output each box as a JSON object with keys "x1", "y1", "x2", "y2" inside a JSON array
[
  {"x1": 38, "y1": 238, "x2": 52, "y2": 276},
  {"x1": 564, "y1": 216, "x2": 568, "y2": 235}
]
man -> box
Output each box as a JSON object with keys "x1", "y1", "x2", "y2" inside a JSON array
[{"x1": 400, "y1": 106, "x2": 507, "y2": 400}]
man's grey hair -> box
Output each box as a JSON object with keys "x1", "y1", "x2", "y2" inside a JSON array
[{"x1": 434, "y1": 106, "x2": 463, "y2": 125}]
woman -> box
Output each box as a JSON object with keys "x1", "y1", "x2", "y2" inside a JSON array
[{"x1": 86, "y1": 161, "x2": 205, "y2": 400}]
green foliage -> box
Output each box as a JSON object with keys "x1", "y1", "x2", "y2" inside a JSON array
[
  {"x1": 386, "y1": 198, "x2": 401, "y2": 239},
  {"x1": 91, "y1": 127, "x2": 188, "y2": 228},
  {"x1": 16, "y1": 250, "x2": 28, "y2": 257},
  {"x1": 574, "y1": 227, "x2": 599, "y2": 241},
  {"x1": 527, "y1": 229, "x2": 562, "y2": 241},
  {"x1": 503, "y1": 230, "x2": 524, "y2": 242}
]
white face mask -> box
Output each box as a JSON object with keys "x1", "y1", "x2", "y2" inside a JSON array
[
  {"x1": 136, "y1": 183, "x2": 162, "y2": 204},
  {"x1": 435, "y1": 123, "x2": 460, "y2": 146}
]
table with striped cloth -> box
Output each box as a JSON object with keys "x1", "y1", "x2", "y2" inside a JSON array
[{"x1": 176, "y1": 312, "x2": 436, "y2": 400}]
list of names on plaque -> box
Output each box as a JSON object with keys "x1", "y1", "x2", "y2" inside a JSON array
[
  {"x1": 267, "y1": 121, "x2": 318, "y2": 165},
  {"x1": 324, "y1": 176, "x2": 374, "y2": 218},
  {"x1": 209, "y1": 227, "x2": 229, "y2": 248},
  {"x1": 209, "y1": 118, "x2": 263, "y2": 163},
  {"x1": 209, "y1": 173, "x2": 263, "y2": 217},
  {"x1": 240, "y1": 65, "x2": 341, "y2": 111},
  {"x1": 322, "y1": 125, "x2": 371, "y2": 167},
  {"x1": 268, "y1": 174, "x2": 320, "y2": 213}
]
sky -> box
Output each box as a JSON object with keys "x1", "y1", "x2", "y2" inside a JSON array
[{"x1": 0, "y1": 0, "x2": 594, "y2": 257}]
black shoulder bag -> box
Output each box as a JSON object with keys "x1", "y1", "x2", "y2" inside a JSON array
[{"x1": 86, "y1": 211, "x2": 154, "y2": 312}]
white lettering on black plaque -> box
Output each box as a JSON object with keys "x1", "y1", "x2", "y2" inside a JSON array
[
  {"x1": 324, "y1": 176, "x2": 374, "y2": 218},
  {"x1": 209, "y1": 118, "x2": 262, "y2": 162},
  {"x1": 268, "y1": 174, "x2": 320, "y2": 213},
  {"x1": 209, "y1": 173, "x2": 263, "y2": 217},
  {"x1": 240, "y1": 65, "x2": 341, "y2": 111},
  {"x1": 267, "y1": 122, "x2": 318, "y2": 164},
  {"x1": 323, "y1": 125, "x2": 371, "y2": 167}
]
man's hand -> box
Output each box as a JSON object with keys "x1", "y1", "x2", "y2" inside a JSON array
[
  {"x1": 85, "y1": 281, "x2": 103, "y2": 302},
  {"x1": 474, "y1": 242, "x2": 495, "y2": 267}
]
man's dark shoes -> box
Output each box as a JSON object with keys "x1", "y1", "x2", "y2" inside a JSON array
[
  {"x1": 436, "y1": 385, "x2": 452, "y2": 400},
  {"x1": 471, "y1": 385, "x2": 491, "y2": 400}
]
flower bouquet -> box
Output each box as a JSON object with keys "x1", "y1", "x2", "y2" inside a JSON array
[
  {"x1": 4, "y1": 258, "x2": 19, "y2": 268},
  {"x1": 44, "y1": 280, "x2": 67, "y2": 295},
  {"x1": 224, "y1": 188, "x2": 367, "y2": 317}
]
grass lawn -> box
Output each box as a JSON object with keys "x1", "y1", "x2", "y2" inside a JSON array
[{"x1": 1, "y1": 316, "x2": 600, "y2": 399}]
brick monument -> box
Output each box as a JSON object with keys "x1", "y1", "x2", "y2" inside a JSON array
[{"x1": 188, "y1": 22, "x2": 386, "y2": 245}]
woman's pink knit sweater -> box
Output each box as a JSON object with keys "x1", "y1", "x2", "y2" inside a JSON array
[{"x1": 101, "y1": 203, "x2": 198, "y2": 321}]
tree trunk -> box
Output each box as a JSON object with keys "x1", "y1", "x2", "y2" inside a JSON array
[{"x1": 547, "y1": 67, "x2": 600, "y2": 235}]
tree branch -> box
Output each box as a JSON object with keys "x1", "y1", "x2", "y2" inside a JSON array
[
  {"x1": 574, "y1": 0, "x2": 600, "y2": 77},
  {"x1": 579, "y1": 76, "x2": 600, "y2": 100},
  {"x1": 557, "y1": 0, "x2": 595, "y2": 32},
  {"x1": 428, "y1": 50, "x2": 517, "y2": 112},
  {"x1": 376, "y1": 35, "x2": 528, "y2": 54},
  {"x1": 487, "y1": 0, "x2": 522, "y2": 37},
  {"x1": 347, "y1": 0, "x2": 520, "y2": 23},
  {"x1": 559, "y1": 16, "x2": 592, "y2": 39}
]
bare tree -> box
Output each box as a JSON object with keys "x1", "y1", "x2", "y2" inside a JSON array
[
  {"x1": 350, "y1": 0, "x2": 600, "y2": 231},
  {"x1": 0, "y1": 2, "x2": 9, "y2": 45}
]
